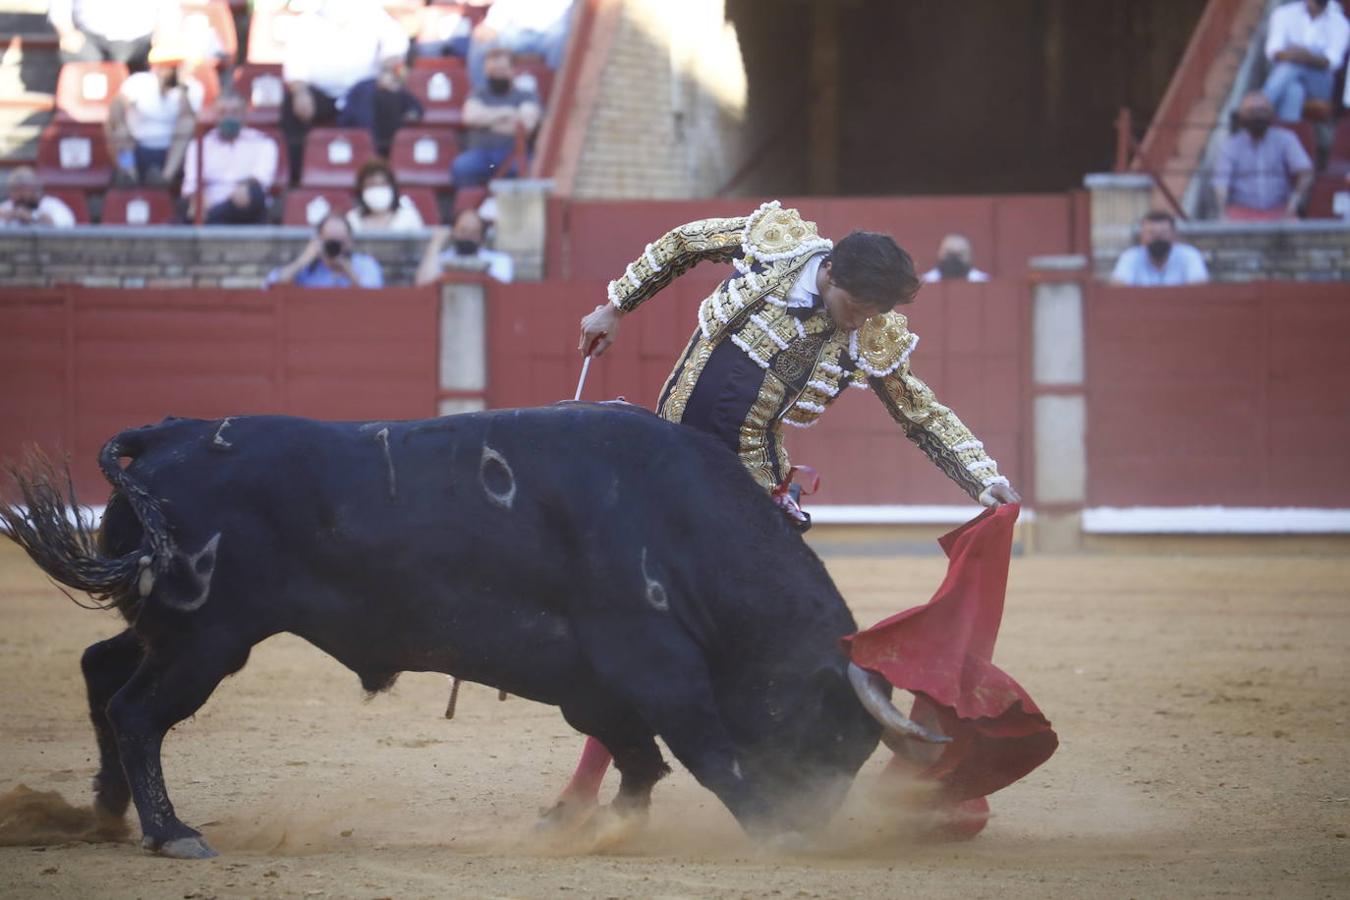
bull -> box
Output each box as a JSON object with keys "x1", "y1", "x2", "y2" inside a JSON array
[{"x1": 1, "y1": 405, "x2": 945, "y2": 859}]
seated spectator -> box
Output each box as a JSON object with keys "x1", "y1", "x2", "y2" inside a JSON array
[
  {"x1": 48, "y1": 0, "x2": 178, "y2": 71},
  {"x1": 1214, "y1": 92, "x2": 1314, "y2": 220},
  {"x1": 346, "y1": 159, "x2": 424, "y2": 232},
  {"x1": 269, "y1": 213, "x2": 383, "y2": 288},
  {"x1": 452, "y1": 49, "x2": 540, "y2": 188},
  {"x1": 1262, "y1": 0, "x2": 1349, "y2": 123},
  {"x1": 1110, "y1": 211, "x2": 1209, "y2": 287},
  {"x1": 416, "y1": 208, "x2": 514, "y2": 284},
  {"x1": 281, "y1": 0, "x2": 420, "y2": 181},
  {"x1": 106, "y1": 45, "x2": 203, "y2": 185},
  {"x1": 921, "y1": 233, "x2": 991, "y2": 283},
  {"x1": 0, "y1": 167, "x2": 77, "y2": 228},
  {"x1": 468, "y1": 0, "x2": 574, "y2": 89},
  {"x1": 181, "y1": 90, "x2": 279, "y2": 225}
]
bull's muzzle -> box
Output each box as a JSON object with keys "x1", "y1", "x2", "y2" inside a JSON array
[{"x1": 847, "y1": 663, "x2": 951, "y2": 745}]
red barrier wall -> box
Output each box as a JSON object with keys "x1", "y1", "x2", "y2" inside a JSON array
[
  {"x1": 487, "y1": 278, "x2": 1029, "y2": 505},
  {"x1": 0, "y1": 286, "x2": 438, "y2": 499},
  {"x1": 1085, "y1": 282, "x2": 1350, "y2": 507}
]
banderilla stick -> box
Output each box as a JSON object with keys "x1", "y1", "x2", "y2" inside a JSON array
[{"x1": 444, "y1": 677, "x2": 462, "y2": 719}]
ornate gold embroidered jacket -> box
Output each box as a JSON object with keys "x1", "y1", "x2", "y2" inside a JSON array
[{"x1": 606, "y1": 201, "x2": 1008, "y2": 502}]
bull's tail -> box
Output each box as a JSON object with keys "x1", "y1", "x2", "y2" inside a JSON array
[{"x1": 0, "y1": 430, "x2": 176, "y2": 616}]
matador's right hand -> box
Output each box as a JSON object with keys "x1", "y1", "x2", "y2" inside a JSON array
[{"x1": 578, "y1": 303, "x2": 624, "y2": 357}]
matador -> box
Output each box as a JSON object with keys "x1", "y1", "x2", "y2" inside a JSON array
[{"x1": 555, "y1": 201, "x2": 1022, "y2": 820}]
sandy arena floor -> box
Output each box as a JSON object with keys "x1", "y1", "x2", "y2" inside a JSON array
[{"x1": 0, "y1": 539, "x2": 1346, "y2": 899}]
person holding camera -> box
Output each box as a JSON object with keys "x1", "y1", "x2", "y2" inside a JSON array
[
  {"x1": 269, "y1": 213, "x2": 384, "y2": 288},
  {"x1": 0, "y1": 167, "x2": 77, "y2": 228}
]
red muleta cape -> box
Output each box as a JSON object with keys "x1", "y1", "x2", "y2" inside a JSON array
[{"x1": 841, "y1": 503, "x2": 1057, "y2": 809}]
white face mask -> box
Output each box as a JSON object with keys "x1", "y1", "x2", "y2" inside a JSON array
[{"x1": 362, "y1": 185, "x2": 394, "y2": 213}]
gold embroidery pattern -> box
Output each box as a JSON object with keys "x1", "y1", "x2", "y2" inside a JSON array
[
  {"x1": 658, "y1": 331, "x2": 715, "y2": 425},
  {"x1": 609, "y1": 216, "x2": 748, "y2": 313},
  {"x1": 738, "y1": 375, "x2": 788, "y2": 492}
]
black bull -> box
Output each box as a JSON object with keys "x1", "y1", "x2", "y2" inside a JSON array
[{"x1": 1, "y1": 404, "x2": 943, "y2": 859}]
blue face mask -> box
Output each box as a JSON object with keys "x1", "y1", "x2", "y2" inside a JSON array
[{"x1": 217, "y1": 116, "x2": 243, "y2": 140}]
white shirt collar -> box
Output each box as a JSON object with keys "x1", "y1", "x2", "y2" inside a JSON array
[{"x1": 784, "y1": 251, "x2": 828, "y2": 309}]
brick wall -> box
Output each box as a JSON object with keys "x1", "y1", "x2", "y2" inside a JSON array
[
  {"x1": 570, "y1": 0, "x2": 749, "y2": 199},
  {"x1": 0, "y1": 226, "x2": 430, "y2": 288}
]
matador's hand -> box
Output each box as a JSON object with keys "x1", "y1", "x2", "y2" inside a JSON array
[
  {"x1": 578, "y1": 303, "x2": 623, "y2": 357},
  {"x1": 981, "y1": 483, "x2": 1021, "y2": 507}
]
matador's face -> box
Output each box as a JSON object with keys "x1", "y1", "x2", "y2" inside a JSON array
[{"x1": 817, "y1": 260, "x2": 888, "y2": 332}]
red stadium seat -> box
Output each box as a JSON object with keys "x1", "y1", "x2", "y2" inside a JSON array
[
  {"x1": 163, "y1": 1, "x2": 239, "y2": 65},
  {"x1": 389, "y1": 127, "x2": 458, "y2": 188},
  {"x1": 246, "y1": 6, "x2": 303, "y2": 65},
  {"x1": 1330, "y1": 119, "x2": 1350, "y2": 167},
  {"x1": 282, "y1": 187, "x2": 353, "y2": 226},
  {"x1": 35, "y1": 123, "x2": 113, "y2": 190},
  {"x1": 299, "y1": 127, "x2": 376, "y2": 188},
  {"x1": 1305, "y1": 173, "x2": 1350, "y2": 219},
  {"x1": 232, "y1": 63, "x2": 286, "y2": 126},
  {"x1": 413, "y1": 55, "x2": 469, "y2": 75},
  {"x1": 1283, "y1": 122, "x2": 1316, "y2": 163},
  {"x1": 512, "y1": 59, "x2": 553, "y2": 106},
  {"x1": 254, "y1": 125, "x2": 291, "y2": 192},
  {"x1": 400, "y1": 186, "x2": 441, "y2": 224},
  {"x1": 407, "y1": 66, "x2": 472, "y2": 126},
  {"x1": 45, "y1": 188, "x2": 91, "y2": 224},
  {"x1": 54, "y1": 61, "x2": 128, "y2": 123},
  {"x1": 452, "y1": 184, "x2": 488, "y2": 217},
  {"x1": 101, "y1": 187, "x2": 177, "y2": 225}
]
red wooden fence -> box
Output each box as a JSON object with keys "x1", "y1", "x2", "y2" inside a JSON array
[
  {"x1": 486, "y1": 278, "x2": 1030, "y2": 505},
  {"x1": 0, "y1": 286, "x2": 438, "y2": 499},
  {"x1": 1085, "y1": 282, "x2": 1350, "y2": 508}
]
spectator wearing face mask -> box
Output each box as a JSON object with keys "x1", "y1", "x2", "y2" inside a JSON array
[
  {"x1": 451, "y1": 48, "x2": 540, "y2": 188},
  {"x1": 1109, "y1": 211, "x2": 1209, "y2": 287},
  {"x1": 416, "y1": 208, "x2": 514, "y2": 284},
  {"x1": 345, "y1": 160, "x2": 424, "y2": 232},
  {"x1": 1261, "y1": 0, "x2": 1349, "y2": 123},
  {"x1": 269, "y1": 212, "x2": 384, "y2": 288},
  {"x1": 0, "y1": 167, "x2": 77, "y2": 228},
  {"x1": 106, "y1": 44, "x2": 203, "y2": 184},
  {"x1": 1213, "y1": 92, "x2": 1314, "y2": 220},
  {"x1": 921, "y1": 233, "x2": 991, "y2": 283},
  {"x1": 467, "y1": 0, "x2": 573, "y2": 90},
  {"x1": 181, "y1": 90, "x2": 279, "y2": 225}
]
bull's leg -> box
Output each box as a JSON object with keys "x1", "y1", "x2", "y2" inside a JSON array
[
  {"x1": 80, "y1": 629, "x2": 144, "y2": 822},
  {"x1": 105, "y1": 639, "x2": 250, "y2": 859}
]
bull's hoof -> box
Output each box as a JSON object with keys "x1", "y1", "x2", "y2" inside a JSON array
[
  {"x1": 534, "y1": 797, "x2": 598, "y2": 833},
  {"x1": 143, "y1": 835, "x2": 218, "y2": 859}
]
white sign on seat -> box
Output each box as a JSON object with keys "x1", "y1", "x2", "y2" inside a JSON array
[
  {"x1": 59, "y1": 136, "x2": 92, "y2": 169},
  {"x1": 428, "y1": 72, "x2": 452, "y2": 102},
  {"x1": 327, "y1": 137, "x2": 352, "y2": 165},
  {"x1": 126, "y1": 198, "x2": 150, "y2": 225},
  {"x1": 413, "y1": 137, "x2": 438, "y2": 165},
  {"x1": 82, "y1": 72, "x2": 109, "y2": 101}
]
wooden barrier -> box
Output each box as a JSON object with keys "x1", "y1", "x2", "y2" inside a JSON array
[
  {"x1": 0, "y1": 286, "x2": 438, "y2": 499},
  {"x1": 1085, "y1": 282, "x2": 1350, "y2": 508}
]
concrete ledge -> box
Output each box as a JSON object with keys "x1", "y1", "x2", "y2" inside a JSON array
[
  {"x1": 809, "y1": 505, "x2": 1036, "y2": 524},
  {"x1": 1083, "y1": 506, "x2": 1350, "y2": 534},
  {"x1": 1083, "y1": 173, "x2": 1154, "y2": 190},
  {"x1": 1178, "y1": 219, "x2": 1350, "y2": 238}
]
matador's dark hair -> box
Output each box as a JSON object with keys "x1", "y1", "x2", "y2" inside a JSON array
[{"x1": 828, "y1": 231, "x2": 920, "y2": 310}]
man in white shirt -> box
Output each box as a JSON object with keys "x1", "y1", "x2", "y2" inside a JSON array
[
  {"x1": 417, "y1": 209, "x2": 515, "y2": 284},
  {"x1": 280, "y1": 0, "x2": 417, "y2": 183},
  {"x1": 921, "y1": 233, "x2": 991, "y2": 283},
  {"x1": 181, "y1": 91, "x2": 279, "y2": 225},
  {"x1": 0, "y1": 167, "x2": 77, "y2": 228},
  {"x1": 1262, "y1": 0, "x2": 1350, "y2": 122},
  {"x1": 48, "y1": 0, "x2": 178, "y2": 71},
  {"x1": 1109, "y1": 211, "x2": 1210, "y2": 287},
  {"x1": 107, "y1": 45, "x2": 203, "y2": 185}
]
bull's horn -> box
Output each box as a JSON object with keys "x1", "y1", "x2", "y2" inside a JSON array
[{"x1": 847, "y1": 662, "x2": 951, "y2": 745}]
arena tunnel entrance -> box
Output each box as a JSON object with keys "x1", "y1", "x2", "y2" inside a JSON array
[{"x1": 725, "y1": 0, "x2": 1208, "y2": 196}]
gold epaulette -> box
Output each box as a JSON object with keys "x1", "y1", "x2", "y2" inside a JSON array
[{"x1": 847, "y1": 311, "x2": 920, "y2": 381}]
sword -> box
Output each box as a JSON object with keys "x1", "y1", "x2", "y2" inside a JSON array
[{"x1": 573, "y1": 335, "x2": 604, "y2": 401}]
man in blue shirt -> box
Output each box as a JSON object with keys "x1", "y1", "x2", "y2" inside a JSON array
[
  {"x1": 1110, "y1": 211, "x2": 1210, "y2": 287},
  {"x1": 270, "y1": 212, "x2": 384, "y2": 288}
]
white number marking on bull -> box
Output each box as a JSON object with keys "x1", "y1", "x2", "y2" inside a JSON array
[
  {"x1": 211, "y1": 417, "x2": 234, "y2": 450},
  {"x1": 375, "y1": 427, "x2": 397, "y2": 500},
  {"x1": 162, "y1": 533, "x2": 222, "y2": 612},
  {"x1": 479, "y1": 444, "x2": 516, "y2": 510},
  {"x1": 640, "y1": 547, "x2": 669, "y2": 611}
]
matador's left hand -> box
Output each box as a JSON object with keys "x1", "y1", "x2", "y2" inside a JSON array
[{"x1": 981, "y1": 483, "x2": 1021, "y2": 507}]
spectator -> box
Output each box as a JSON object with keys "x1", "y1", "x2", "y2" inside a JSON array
[
  {"x1": 1110, "y1": 211, "x2": 1209, "y2": 287},
  {"x1": 452, "y1": 48, "x2": 540, "y2": 188},
  {"x1": 416, "y1": 208, "x2": 514, "y2": 284},
  {"x1": 269, "y1": 213, "x2": 384, "y2": 288},
  {"x1": 467, "y1": 0, "x2": 573, "y2": 89},
  {"x1": 1262, "y1": 0, "x2": 1349, "y2": 123},
  {"x1": 1214, "y1": 92, "x2": 1315, "y2": 220},
  {"x1": 921, "y1": 233, "x2": 991, "y2": 283},
  {"x1": 48, "y1": 0, "x2": 178, "y2": 71},
  {"x1": 346, "y1": 159, "x2": 425, "y2": 232},
  {"x1": 0, "y1": 167, "x2": 77, "y2": 228},
  {"x1": 181, "y1": 90, "x2": 279, "y2": 225},
  {"x1": 280, "y1": 0, "x2": 420, "y2": 182},
  {"x1": 106, "y1": 45, "x2": 203, "y2": 185}
]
